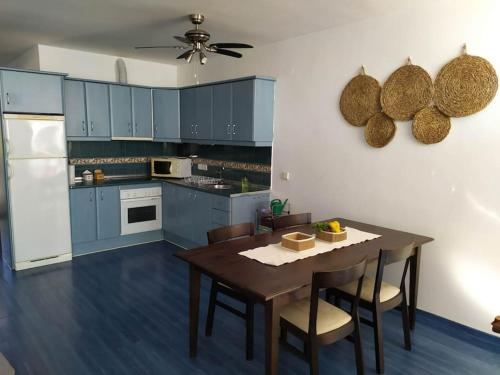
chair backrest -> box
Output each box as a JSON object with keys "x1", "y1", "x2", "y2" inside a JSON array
[
  {"x1": 271, "y1": 213, "x2": 312, "y2": 231},
  {"x1": 373, "y1": 242, "x2": 416, "y2": 301},
  {"x1": 308, "y1": 258, "x2": 367, "y2": 336},
  {"x1": 207, "y1": 222, "x2": 255, "y2": 244}
]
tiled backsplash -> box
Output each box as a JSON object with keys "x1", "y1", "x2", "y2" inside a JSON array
[{"x1": 69, "y1": 141, "x2": 272, "y2": 185}]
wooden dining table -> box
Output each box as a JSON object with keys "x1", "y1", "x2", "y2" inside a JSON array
[{"x1": 175, "y1": 218, "x2": 433, "y2": 375}]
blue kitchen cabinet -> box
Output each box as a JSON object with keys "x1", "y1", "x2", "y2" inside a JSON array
[
  {"x1": 110, "y1": 84, "x2": 133, "y2": 138},
  {"x1": 191, "y1": 190, "x2": 212, "y2": 245},
  {"x1": 180, "y1": 88, "x2": 196, "y2": 139},
  {"x1": 85, "y1": 82, "x2": 111, "y2": 139},
  {"x1": 0, "y1": 70, "x2": 63, "y2": 114},
  {"x1": 64, "y1": 80, "x2": 87, "y2": 137},
  {"x1": 153, "y1": 89, "x2": 180, "y2": 142},
  {"x1": 132, "y1": 87, "x2": 152, "y2": 139},
  {"x1": 175, "y1": 185, "x2": 193, "y2": 240},
  {"x1": 195, "y1": 85, "x2": 213, "y2": 140},
  {"x1": 180, "y1": 86, "x2": 212, "y2": 141},
  {"x1": 70, "y1": 188, "x2": 97, "y2": 244},
  {"x1": 96, "y1": 186, "x2": 121, "y2": 240},
  {"x1": 231, "y1": 193, "x2": 269, "y2": 226},
  {"x1": 163, "y1": 183, "x2": 178, "y2": 233},
  {"x1": 231, "y1": 80, "x2": 255, "y2": 142},
  {"x1": 211, "y1": 78, "x2": 274, "y2": 145},
  {"x1": 212, "y1": 83, "x2": 232, "y2": 141}
]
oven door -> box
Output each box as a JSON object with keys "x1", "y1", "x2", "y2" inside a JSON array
[{"x1": 120, "y1": 196, "x2": 162, "y2": 235}]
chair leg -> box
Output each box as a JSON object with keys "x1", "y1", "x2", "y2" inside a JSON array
[
  {"x1": 245, "y1": 303, "x2": 254, "y2": 360},
  {"x1": 401, "y1": 294, "x2": 412, "y2": 351},
  {"x1": 373, "y1": 306, "x2": 384, "y2": 374},
  {"x1": 354, "y1": 317, "x2": 365, "y2": 375},
  {"x1": 308, "y1": 338, "x2": 319, "y2": 375},
  {"x1": 205, "y1": 280, "x2": 218, "y2": 337}
]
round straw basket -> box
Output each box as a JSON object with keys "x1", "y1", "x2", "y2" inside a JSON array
[
  {"x1": 340, "y1": 74, "x2": 382, "y2": 126},
  {"x1": 381, "y1": 64, "x2": 434, "y2": 121},
  {"x1": 412, "y1": 106, "x2": 451, "y2": 144},
  {"x1": 364, "y1": 112, "x2": 396, "y2": 148},
  {"x1": 435, "y1": 54, "x2": 498, "y2": 117}
]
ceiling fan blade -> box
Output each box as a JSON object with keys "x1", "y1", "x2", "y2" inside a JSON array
[
  {"x1": 135, "y1": 45, "x2": 188, "y2": 49},
  {"x1": 210, "y1": 43, "x2": 253, "y2": 49},
  {"x1": 177, "y1": 50, "x2": 194, "y2": 60},
  {"x1": 174, "y1": 36, "x2": 191, "y2": 44},
  {"x1": 213, "y1": 49, "x2": 242, "y2": 58}
]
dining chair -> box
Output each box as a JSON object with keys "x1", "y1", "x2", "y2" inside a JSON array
[
  {"x1": 327, "y1": 243, "x2": 416, "y2": 374},
  {"x1": 279, "y1": 258, "x2": 367, "y2": 375},
  {"x1": 272, "y1": 212, "x2": 312, "y2": 231},
  {"x1": 205, "y1": 222, "x2": 256, "y2": 360}
]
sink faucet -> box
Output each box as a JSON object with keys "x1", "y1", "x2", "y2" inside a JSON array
[{"x1": 219, "y1": 166, "x2": 225, "y2": 182}]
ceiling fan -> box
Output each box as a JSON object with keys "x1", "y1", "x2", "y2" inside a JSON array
[{"x1": 135, "y1": 14, "x2": 253, "y2": 65}]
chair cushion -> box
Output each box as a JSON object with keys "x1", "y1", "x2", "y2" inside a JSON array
[
  {"x1": 336, "y1": 277, "x2": 400, "y2": 303},
  {"x1": 280, "y1": 298, "x2": 352, "y2": 335}
]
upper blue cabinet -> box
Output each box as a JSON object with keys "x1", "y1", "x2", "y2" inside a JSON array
[
  {"x1": 180, "y1": 85, "x2": 213, "y2": 141},
  {"x1": 188, "y1": 77, "x2": 275, "y2": 146},
  {"x1": 0, "y1": 70, "x2": 64, "y2": 115},
  {"x1": 109, "y1": 85, "x2": 153, "y2": 140},
  {"x1": 153, "y1": 89, "x2": 180, "y2": 142},
  {"x1": 65, "y1": 79, "x2": 111, "y2": 141}
]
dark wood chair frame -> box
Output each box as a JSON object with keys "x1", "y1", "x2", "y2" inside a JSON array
[
  {"x1": 327, "y1": 243, "x2": 415, "y2": 374},
  {"x1": 272, "y1": 213, "x2": 312, "y2": 231},
  {"x1": 280, "y1": 258, "x2": 367, "y2": 375},
  {"x1": 205, "y1": 222, "x2": 256, "y2": 360}
]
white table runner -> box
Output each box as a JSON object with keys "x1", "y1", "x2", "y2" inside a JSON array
[{"x1": 239, "y1": 227, "x2": 381, "y2": 266}]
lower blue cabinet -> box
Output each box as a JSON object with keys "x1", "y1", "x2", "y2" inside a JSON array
[
  {"x1": 96, "y1": 186, "x2": 120, "y2": 240},
  {"x1": 70, "y1": 186, "x2": 120, "y2": 245},
  {"x1": 70, "y1": 188, "x2": 97, "y2": 244}
]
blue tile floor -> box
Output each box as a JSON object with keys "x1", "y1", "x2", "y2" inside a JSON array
[{"x1": 0, "y1": 241, "x2": 498, "y2": 374}]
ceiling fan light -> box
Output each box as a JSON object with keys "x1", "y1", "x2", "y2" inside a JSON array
[
  {"x1": 185, "y1": 50, "x2": 195, "y2": 63},
  {"x1": 199, "y1": 51, "x2": 208, "y2": 65}
]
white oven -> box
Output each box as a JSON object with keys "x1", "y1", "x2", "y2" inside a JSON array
[{"x1": 120, "y1": 187, "x2": 162, "y2": 235}]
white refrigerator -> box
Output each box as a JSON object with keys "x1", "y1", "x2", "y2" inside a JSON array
[{"x1": 4, "y1": 114, "x2": 72, "y2": 270}]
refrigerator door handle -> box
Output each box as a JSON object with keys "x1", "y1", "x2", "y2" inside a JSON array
[{"x1": 7, "y1": 162, "x2": 13, "y2": 180}]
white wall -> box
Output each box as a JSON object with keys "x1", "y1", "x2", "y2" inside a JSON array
[
  {"x1": 7, "y1": 47, "x2": 39, "y2": 70},
  {"x1": 9, "y1": 45, "x2": 177, "y2": 87},
  {"x1": 179, "y1": 0, "x2": 500, "y2": 334}
]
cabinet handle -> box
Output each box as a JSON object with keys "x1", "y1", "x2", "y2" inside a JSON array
[
  {"x1": 232, "y1": 124, "x2": 236, "y2": 135},
  {"x1": 154, "y1": 125, "x2": 158, "y2": 134},
  {"x1": 81, "y1": 120, "x2": 85, "y2": 132},
  {"x1": 190, "y1": 124, "x2": 194, "y2": 135},
  {"x1": 89, "y1": 192, "x2": 93, "y2": 202},
  {"x1": 5, "y1": 92, "x2": 10, "y2": 105},
  {"x1": 128, "y1": 122, "x2": 132, "y2": 133},
  {"x1": 195, "y1": 124, "x2": 199, "y2": 135},
  {"x1": 100, "y1": 191, "x2": 104, "y2": 201},
  {"x1": 90, "y1": 121, "x2": 94, "y2": 131},
  {"x1": 227, "y1": 124, "x2": 231, "y2": 135}
]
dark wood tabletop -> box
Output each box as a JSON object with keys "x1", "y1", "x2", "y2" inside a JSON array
[
  {"x1": 175, "y1": 217, "x2": 433, "y2": 375},
  {"x1": 175, "y1": 218, "x2": 433, "y2": 302}
]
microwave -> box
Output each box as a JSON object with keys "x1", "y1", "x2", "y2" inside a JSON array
[{"x1": 151, "y1": 157, "x2": 192, "y2": 178}]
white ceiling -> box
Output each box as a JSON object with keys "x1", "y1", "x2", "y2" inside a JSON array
[{"x1": 0, "y1": 0, "x2": 412, "y2": 65}]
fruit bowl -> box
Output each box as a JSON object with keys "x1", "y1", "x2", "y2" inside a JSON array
[{"x1": 316, "y1": 229, "x2": 347, "y2": 242}]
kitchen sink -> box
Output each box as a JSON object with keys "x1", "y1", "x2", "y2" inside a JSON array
[{"x1": 212, "y1": 184, "x2": 232, "y2": 190}]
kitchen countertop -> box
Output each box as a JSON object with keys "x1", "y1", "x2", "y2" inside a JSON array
[{"x1": 70, "y1": 177, "x2": 270, "y2": 197}]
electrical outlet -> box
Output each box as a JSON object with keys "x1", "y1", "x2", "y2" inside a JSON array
[
  {"x1": 281, "y1": 171, "x2": 290, "y2": 181},
  {"x1": 197, "y1": 163, "x2": 208, "y2": 171}
]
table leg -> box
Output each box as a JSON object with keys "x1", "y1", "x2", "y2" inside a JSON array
[
  {"x1": 409, "y1": 246, "x2": 421, "y2": 330},
  {"x1": 189, "y1": 265, "x2": 201, "y2": 357},
  {"x1": 265, "y1": 298, "x2": 280, "y2": 375}
]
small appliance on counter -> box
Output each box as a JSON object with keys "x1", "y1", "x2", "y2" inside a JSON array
[
  {"x1": 151, "y1": 157, "x2": 192, "y2": 178},
  {"x1": 93, "y1": 169, "x2": 105, "y2": 181},
  {"x1": 82, "y1": 170, "x2": 93, "y2": 182}
]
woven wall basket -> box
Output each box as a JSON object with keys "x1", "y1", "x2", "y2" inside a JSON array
[
  {"x1": 380, "y1": 64, "x2": 434, "y2": 121},
  {"x1": 340, "y1": 74, "x2": 382, "y2": 126},
  {"x1": 435, "y1": 54, "x2": 498, "y2": 117},
  {"x1": 364, "y1": 112, "x2": 396, "y2": 148},
  {"x1": 412, "y1": 106, "x2": 451, "y2": 144}
]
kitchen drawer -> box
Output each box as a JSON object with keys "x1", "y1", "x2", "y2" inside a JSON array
[
  {"x1": 212, "y1": 195, "x2": 230, "y2": 211},
  {"x1": 211, "y1": 209, "x2": 230, "y2": 226}
]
